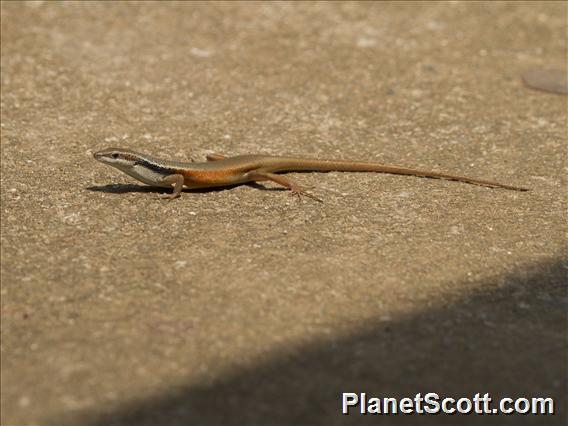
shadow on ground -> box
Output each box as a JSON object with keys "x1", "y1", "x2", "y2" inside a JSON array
[
  {"x1": 60, "y1": 259, "x2": 567, "y2": 426},
  {"x1": 86, "y1": 182, "x2": 281, "y2": 195}
]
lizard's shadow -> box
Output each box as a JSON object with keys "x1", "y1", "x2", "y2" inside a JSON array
[{"x1": 86, "y1": 182, "x2": 281, "y2": 195}]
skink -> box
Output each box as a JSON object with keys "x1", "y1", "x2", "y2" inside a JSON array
[{"x1": 93, "y1": 148, "x2": 528, "y2": 200}]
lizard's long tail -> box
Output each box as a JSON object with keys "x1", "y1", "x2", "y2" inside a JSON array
[{"x1": 271, "y1": 158, "x2": 529, "y2": 191}]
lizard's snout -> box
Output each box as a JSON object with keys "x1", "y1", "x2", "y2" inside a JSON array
[{"x1": 93, "y1": 151, "x2": 110, "y2": 162}]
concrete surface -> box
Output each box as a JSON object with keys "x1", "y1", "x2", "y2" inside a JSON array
[{"x1": 1, "y1": 2, "x2": 566, "y2": 425}]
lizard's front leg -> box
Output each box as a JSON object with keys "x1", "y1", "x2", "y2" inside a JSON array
[
  {"x1": 159, "y1": 174, "x2": 185, "y2": 200},
  {"x1": 206, "y1": 153, "x2": 227, "y2": 161}
]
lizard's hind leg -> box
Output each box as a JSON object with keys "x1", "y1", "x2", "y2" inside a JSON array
[{"x1": 247, "y1": 171, "x2": 322, "y2": 202}]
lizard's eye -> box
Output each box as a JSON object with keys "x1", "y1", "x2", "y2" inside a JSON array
[{"x1": 112, "y1": 153, "x2": 119, "y2": 159}]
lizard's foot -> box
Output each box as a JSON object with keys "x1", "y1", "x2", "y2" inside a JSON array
[
  {"x1": 159, "y1": 192, "x2": 180, "y2": 201},
  {"x1": 289, "y1": 188, "x2": 323, "y2": 203}
]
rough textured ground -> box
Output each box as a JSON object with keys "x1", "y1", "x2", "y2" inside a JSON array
[{"x1": 1, "y1": 2, "x2": 566, "y2": 426}]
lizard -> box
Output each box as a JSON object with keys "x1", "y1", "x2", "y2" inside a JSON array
[{"x1": 93, "y1": 147, "x2": 529, "y2": 200}]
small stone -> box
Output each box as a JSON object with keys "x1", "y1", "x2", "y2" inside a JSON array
[
  {"x1": 190, "y1": 47, "x2": 212, "y2": 58},
  {"x1": 517, "y1": 302, "x2": 530, "y2": 309},
  {"x1": 18, "y1": 396, "x2": 30, "y2": 407},
  {"x1": 174, "y1": 260, "x2": 187, "y2": 269},
  {"x1": 356, "y1": 37, "x2": 377, "y2": 48}
]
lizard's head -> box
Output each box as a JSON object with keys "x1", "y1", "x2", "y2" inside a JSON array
[
  {"x1": 93, "y1": 147, "x2": 169, "y2": 188},
  {"x1": 94, "y1": 148, "x2": 140, "y2": 170}
]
